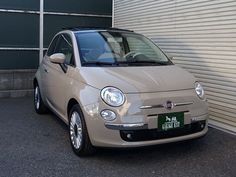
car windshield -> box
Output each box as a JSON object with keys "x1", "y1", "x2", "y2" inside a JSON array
[{"x1": 75, "y1": 31, "x2": 172, "y2": 66}]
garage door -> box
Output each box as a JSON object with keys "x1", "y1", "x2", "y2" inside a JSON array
[{"x1": 113, "y1": 0, "x2": 236, "y2": 133}]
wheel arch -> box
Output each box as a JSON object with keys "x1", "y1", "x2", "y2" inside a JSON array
[
  {"x1": 67, "y1": 98, "x2": 82, "y2": 118},
  {"x1": 33, "y1": 78, "x2": 38, "y2": 88}
]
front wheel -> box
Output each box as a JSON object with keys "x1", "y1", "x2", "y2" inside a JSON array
[
  {"x1": 34, "y1": 84, "x2": 48, "y2": 114},
  {"x1": 69, "y1": 104, "x2": 96, "y2": 156}
]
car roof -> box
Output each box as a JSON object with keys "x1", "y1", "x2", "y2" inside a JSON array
[{"x1": 63, "y1": 26, "x2": 134, "y2": 33}]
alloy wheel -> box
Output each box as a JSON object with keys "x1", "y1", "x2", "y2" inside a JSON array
[
  {"x1": 34, "y1": 86, "x2": 40, "y2": 110},
  {"x1": 70, "y1": 111, "x2": 83, "y2": 149}
]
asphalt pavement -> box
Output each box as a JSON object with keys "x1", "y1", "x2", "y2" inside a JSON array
[{"x1": 0, "y1": 97, "x2": 235, "y2": 177}]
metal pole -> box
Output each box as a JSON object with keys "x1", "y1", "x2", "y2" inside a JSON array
[
  {"x1": 112, "y1": 0, "x2": 114, "y2": 27},
  {"x1": 39, "y1": 0, "x2": 44, "y2": 64}
]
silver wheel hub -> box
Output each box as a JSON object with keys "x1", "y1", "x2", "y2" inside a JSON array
[
  {"x1": 34, "y1": 86, "x2": 40, "y2": 109},
  {"x1": 70, "y1": 111, "x2": 82, "y2": 149}
]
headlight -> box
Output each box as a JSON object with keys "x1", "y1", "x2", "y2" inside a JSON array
[
  {"x1": 101, "y1": 87, "x2": 125, "y2": 107},
  {"x1": 195, "y1": 82, "x2": 205, "y2": 99}
]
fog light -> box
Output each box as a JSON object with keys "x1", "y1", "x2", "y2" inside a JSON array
[
  {"x1": 127, "y1": 134, "x2": 132, "y2": 139},
  {"x1": 201, "y1": 124, "x2": 205, "y2": 129},
  {"x1": 100, "y1": 110, "x2": 116, "y2": 121}
]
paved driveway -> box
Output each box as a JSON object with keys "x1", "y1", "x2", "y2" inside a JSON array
[{"x1": 0, "y1": 97, "x2": 235, "y2": 177}]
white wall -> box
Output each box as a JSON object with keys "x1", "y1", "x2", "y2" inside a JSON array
[{"x1": 114, "y1": 0, "x2": 236, "y2": 133}]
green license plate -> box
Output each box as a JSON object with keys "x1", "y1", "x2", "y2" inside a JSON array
[{"x1": 158, "y1": 112, "x2": 184, "y2": 131}]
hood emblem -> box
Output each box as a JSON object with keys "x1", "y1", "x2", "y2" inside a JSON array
[{"x1": 164, "y1": 101, "x2": 174, "y2": 110}]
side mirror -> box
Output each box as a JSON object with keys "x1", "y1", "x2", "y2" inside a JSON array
[{"x1": 49, "y1": 53, "x2": 65, "y2": 64}]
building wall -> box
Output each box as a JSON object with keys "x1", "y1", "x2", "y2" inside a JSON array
[
  {"x1": 0, "y1": 0, "x2": 39, "y2": 69},
  {"x1": 114, "y1": 0, "x2": 236, "y2": 133},
  {"x1": 0, "y1": 0, "x2": 112, "y2": 97},
  {"x1": 0, "y1": 0, "x2": 112, "y2": 69}
]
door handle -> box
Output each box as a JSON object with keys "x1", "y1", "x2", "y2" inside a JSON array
[{"x1": 44, "y1": 68, "x2": 48, "y2": 73}]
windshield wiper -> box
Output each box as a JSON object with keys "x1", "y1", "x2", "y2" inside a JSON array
[
  {"x1": 82, "y1": 61, "x2": 117, "y2": 66},
  {"x1": 117, "y1": 60, "x2": 169, "y2": 65},
  {"x1": 82, "y1": 60, "x2": 170, "y2": 66}
]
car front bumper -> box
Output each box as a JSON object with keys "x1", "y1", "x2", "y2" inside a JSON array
[
  {"x1": 84, "y1": 107, "x2": 208, "y2": 147},
  {"x1": 82, "y1": 89, "x2": 208, "y2": 148}
]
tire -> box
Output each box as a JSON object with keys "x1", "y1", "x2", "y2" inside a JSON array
[
  {"x1": 69, "y1": 104, "x2": 96, "y2": 156},
  {"x1": 34, "y1": 84, "x2": 48, "y2": 114}
]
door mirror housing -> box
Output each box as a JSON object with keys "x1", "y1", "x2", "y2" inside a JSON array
[{"x1": 49, "y1": 53, "x2": 66, "y2": 64}]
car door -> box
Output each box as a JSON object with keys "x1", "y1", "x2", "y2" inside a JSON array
[
  {"x1": 40, "y1": 35, "x2": 60, "y2": 100},
  {"x1": 45, "y1": 33, "x2": 76, "y2": 117}
]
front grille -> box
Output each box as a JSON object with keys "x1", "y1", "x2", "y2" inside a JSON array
[{"x1": 120, "y1": 120, "x2": 206, "y2": 142}]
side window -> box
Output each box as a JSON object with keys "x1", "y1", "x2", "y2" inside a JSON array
[
  {"x1": 54, "y1": 34, "x2": 75, "y2": 66},
  {"x1": 47, "y1": 35, "x2": 59, "y2": 56}
]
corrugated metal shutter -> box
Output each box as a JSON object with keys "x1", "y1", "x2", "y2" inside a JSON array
[{"x1": 114, "y1": 0, "x2": 236, "y2": 133}]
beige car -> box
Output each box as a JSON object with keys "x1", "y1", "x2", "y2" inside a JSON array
[{"x1": 34, "y1": 27, "x2": 208, "y2": 156}]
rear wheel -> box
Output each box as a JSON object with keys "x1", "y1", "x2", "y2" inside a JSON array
[
  {"x1": 69, "y1": 104, "x2": 95, "y2": 156},
  {"x1": 34, "y1": 84, "x2": 48, "y2": 114}
]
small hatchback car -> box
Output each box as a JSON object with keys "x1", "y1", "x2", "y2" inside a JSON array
[{"x1": 34, "y1": 27, "x2": 208, "y2": 156}]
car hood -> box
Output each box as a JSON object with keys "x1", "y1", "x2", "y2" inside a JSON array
[{"x1": 79, "y1": 65, "x2": 196, "y2": 93}]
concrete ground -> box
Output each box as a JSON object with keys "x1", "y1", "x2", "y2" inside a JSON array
[{"x1": 0, "y1": 97, "x2": 235, "y2": 177}]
